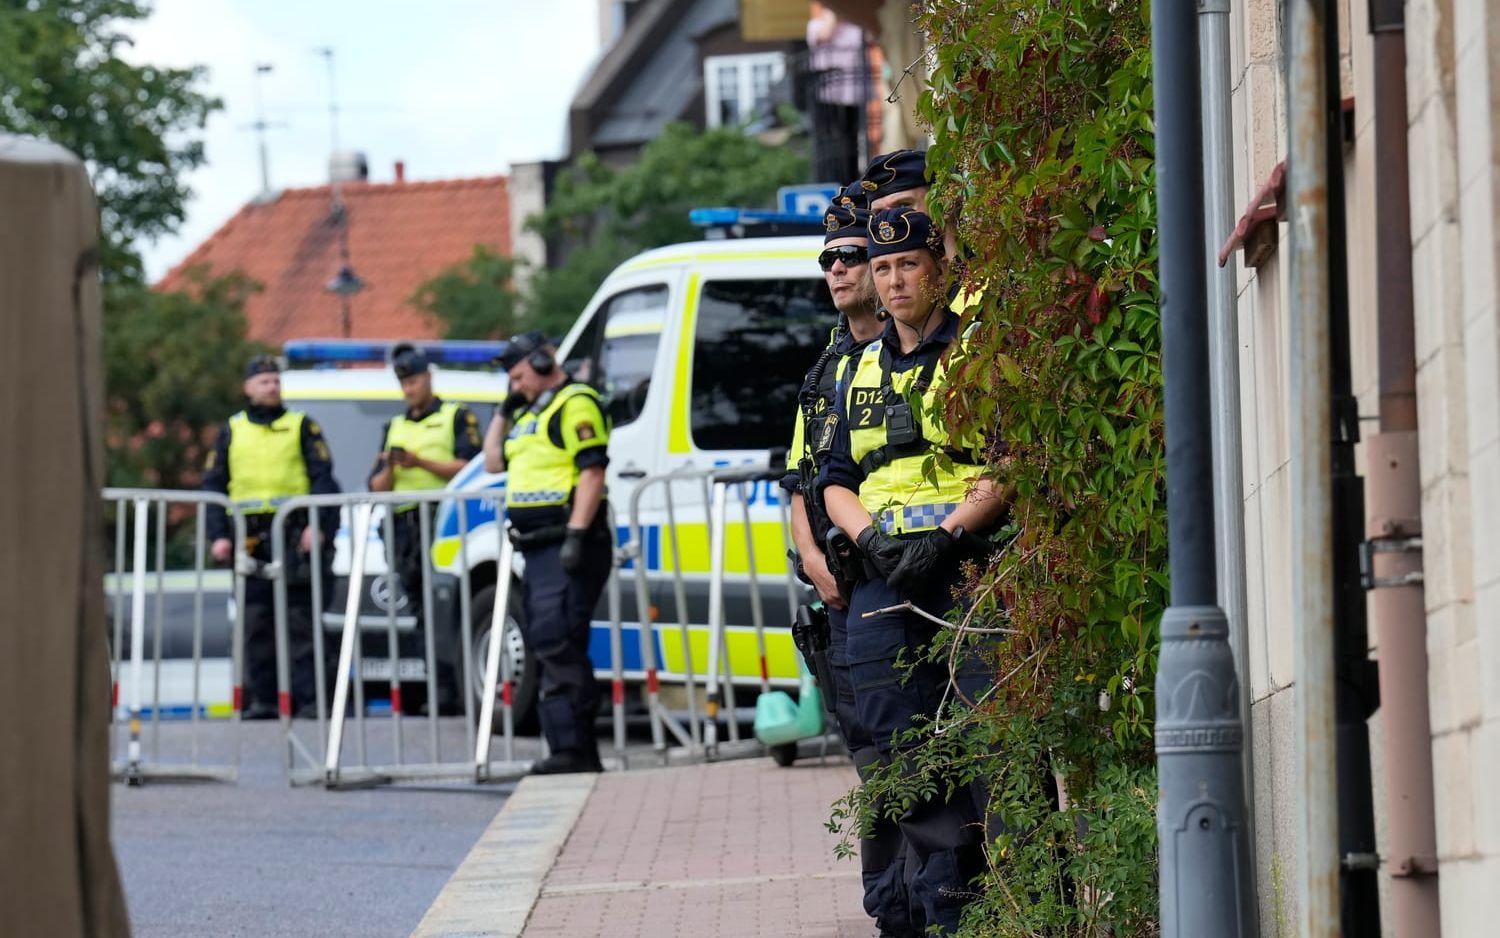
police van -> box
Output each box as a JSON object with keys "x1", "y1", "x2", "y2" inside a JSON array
[{"x1": 294, "y1": 217, "x2": 834, "y2": 723}]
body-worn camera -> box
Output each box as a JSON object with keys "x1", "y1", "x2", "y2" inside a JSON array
[{"x1": 884, "y1": 396, "x2": 917, "y2": 446}]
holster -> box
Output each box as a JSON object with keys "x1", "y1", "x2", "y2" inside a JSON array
[
  {"x1": 790, "y1": 603, "x2": 838, "y2": 717},
  {"x1": 823, "y1": 526, "x2": 864, "y2": 595},
  {"x1": 508, "y1": 524, "x2": 568, "y2": 550}
]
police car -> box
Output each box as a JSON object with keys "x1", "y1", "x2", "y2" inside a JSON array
[
  {"x1": 301, "y1": 211, "x2": 835, "y2": 724},
  {"x1": 435, "y1": 224, "x2": 834, "y2": 723}
]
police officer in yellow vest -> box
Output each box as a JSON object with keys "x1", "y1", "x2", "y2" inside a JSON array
[
  {"x1": 204, "y1": 355, "x2": 341, "y2": 719},
  {"x1": 818, "y1": 207, "x2": 1009, "y2": 934},
  {"x1": 369, "y1": 343, "x2": 481, "y2": 710},
  {"x1": 483, "y1": 331, "x2": 612, "y2": 775}
]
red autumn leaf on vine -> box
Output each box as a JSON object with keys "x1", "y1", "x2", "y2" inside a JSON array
[
  {"x1": 1086, "y1": 283, "x2": 1110, "y2": 323},
  {"x1": 1087, "y1": 225, "x2": 1108, "y2": 242}
]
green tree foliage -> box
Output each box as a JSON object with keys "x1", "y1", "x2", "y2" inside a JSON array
[
  {"x1": 831, "y1": 2, "x2": 1164, "y2": 933},
  {"x1": 104, "y1": 269, "x2": 266, "y2": 491},
  {"x1": 1, "y1": 0, "x2": 257, "y2": 501},
  {"x1": 411, "y1": 245, "x2": 521, "y2": 340},
  {"x1": 525, "y1": 122, "x2": 807, "y2": 325},
  {"x1": 0, "y1": 0, "x2": 220, "y2": 284}
]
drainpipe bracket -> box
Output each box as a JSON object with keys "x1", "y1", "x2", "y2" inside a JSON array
[
  {"x1": 1358, "y1": 537, "x2": 1424, "y2": 590},
  {"x1": 1390, "y1": 854, "x2": 1439, "y2": 877},
  {"x1": 1341, "y1": 851, "x2": 1381, "y2": 871}
]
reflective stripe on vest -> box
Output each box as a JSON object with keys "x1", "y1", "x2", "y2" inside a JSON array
[
  {"x1": 504, "y1": 384, "x2": 604, "y2": 511},
  {"x1": 843, "y1": 330, "x2": 982, "y2": 534},
  {"x1": 227, "y1": 410, "x2": 310, "y2": 513},
  {"x1": 386, "y1": 401, "x2": 461, "y2": 493}
]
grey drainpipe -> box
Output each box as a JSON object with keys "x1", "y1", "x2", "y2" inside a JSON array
[
  {"x1": 1198, "y1": 5, "x2": 1259, "y2": 923},
  {"x1": 1366, "y1": 0, "x2": 1442, "y2": 931},
  {"x1": 1287, "y1": 0, "x2": 1341, "y2": 934}
]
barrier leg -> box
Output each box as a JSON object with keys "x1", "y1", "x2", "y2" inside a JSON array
[
  {"x1": 150, "y1": 500, "x2": 166, "y2": 762},
  {"x1": 272, "y1": 507, "x2": 296, "y2": 771},
  {"x1": 230, "y1": 510, "x2": 246, "y2": 775},
  {"x1": 125, "y1": 498, "x2": 148, "y2": 784},
  {"x1": 110, "y1": 501, "x2": 126, "y2": 760},
  {"x1": 190, "y1": 506, "x2": 206, "y2": 764},
  {"x1": 474, "y1": 528, "x2": 516, "y2": 779},
  {"x1": 419, "y1": 503, "x2": 440, "y2": 762},
  {"x1": 606, "y1": 525, "x2": 627, "y2": 766},
  {"x1": 740, "y1": 487, "x2": 771, "y2": 696},
  {"x1": 308, "y1": 508, "x2": 328, "y2": 759},
  {"x1": 382, "y1": 510, "x2": 404, "y2": 765},
  {"x1": 325, "y1": 504, "x2": 373, "y2": 783},
  {"x1": 663, "y1": 483, "x2": 700, "y2": 747},
  {"x1": 629, "y1": 515, "x2": 668, "y2": 760},
  {"x1": 456, "y1": 500, "x2": 477, "y2": 758},
  {"x1": 704, "y1": 483, "x2": 728, "y2": 755}
]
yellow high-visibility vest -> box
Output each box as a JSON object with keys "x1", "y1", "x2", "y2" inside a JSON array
[
  {"x1": 843, "y1": 323, "x2": 983, "y2": 534},
  {"x1": 226, "y1": 410, "x2": 310, "y2": 513},
  {"x1": 385, "y1": 401, "x2": 461, "y2": 493},
  {"x1": 504, "y1": 383, "x2": 609, "y2": 512}
]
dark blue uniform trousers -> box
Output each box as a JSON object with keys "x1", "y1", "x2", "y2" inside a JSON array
[
  {"x1": 828, "y1": 603, "x2": 921, "y2": 936},
  {"x1": 518, "y1": 527, "x2": 611, "y2": 756},
  {"x1": 846, "y1": 566, "x2": 991, "y2": 935}
]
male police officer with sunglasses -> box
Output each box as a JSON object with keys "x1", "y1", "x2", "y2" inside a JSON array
[
  {"x1": 783, "y1": 186, "x2": 923, "y2": 935},
  {"x1": 483, "y1": 332, "x2": 612, "y2": 774}
]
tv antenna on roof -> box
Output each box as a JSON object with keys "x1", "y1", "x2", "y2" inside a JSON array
[{"x1": 242, "y1": 62, "x2": 285, "y2": 200}]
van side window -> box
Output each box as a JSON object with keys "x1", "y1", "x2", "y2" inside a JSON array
[
  {"x1": 597, "y1": 286, "x2": 668, "y2": 428},
  {"x1": 690, "y1": 278, "x2": 834, "y2": 451}
]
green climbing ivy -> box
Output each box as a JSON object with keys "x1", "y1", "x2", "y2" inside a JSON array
[{"x1": 831, "y1": 2, "x2": 1164, "y2": 933}]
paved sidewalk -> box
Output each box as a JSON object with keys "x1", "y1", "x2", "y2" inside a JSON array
[{"x1": 418, "y1": 755, "x2": 872, "y2": 937}]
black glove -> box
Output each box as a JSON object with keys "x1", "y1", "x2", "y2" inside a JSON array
[
  {"x1": 501, "y1": 391, "x2": 528, "y2": 419},
  {"x1": 887, "y1": 527, "x2": 959, "y2": 594},
  {"x1": 857, "y1": 526, "x2": 908, "y2": 579},
  {"x1": 559, "y1": 526, "x2": 587, "y2": 574}
]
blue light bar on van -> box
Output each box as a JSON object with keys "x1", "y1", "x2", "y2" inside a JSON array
[
  {"x1": 689, "y1": 207, "x2": 828, "y2": 240},
  {"x1": 690, "y1": 208, "x2": 825, "y2": 227},
  {"x1": 283, "y1": 339, "x2": 510, "y2": 367}
]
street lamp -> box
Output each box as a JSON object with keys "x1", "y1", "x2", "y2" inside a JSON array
[{"x1": 325, "y1": 263, "x2": 365, "y2": 338}]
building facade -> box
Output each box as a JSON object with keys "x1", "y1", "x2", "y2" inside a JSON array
[{"x1": 1223, "y1": 0, "x2": 1500, "y2": 933}]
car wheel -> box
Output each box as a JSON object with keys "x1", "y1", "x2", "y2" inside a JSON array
[{"x1": 469, "y1": 582, "x2": 538, "y2": 733}]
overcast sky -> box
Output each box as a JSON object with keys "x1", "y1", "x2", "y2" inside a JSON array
[{"x1": 125, "y1": 0, "x2": 603, "y2": 281}]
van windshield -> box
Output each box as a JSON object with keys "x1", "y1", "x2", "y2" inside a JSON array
[{"x1": 690, "y1": 277, "x2": 834, "y2": 451}]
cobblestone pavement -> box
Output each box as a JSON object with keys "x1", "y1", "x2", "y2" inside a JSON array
[{"x1": 522, "y1": 756, "x2": 870, "y2": 937}]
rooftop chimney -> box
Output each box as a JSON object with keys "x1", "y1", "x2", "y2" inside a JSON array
[
  {"x1": 394, "y1": 160, "x2": 405, "y2": 183},
  {"x1": 329, "y1": 149, "x2": 368, "y2": 184}
]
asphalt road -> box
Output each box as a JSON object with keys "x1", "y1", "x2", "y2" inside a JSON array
[{"x1": 111, "y1": 720, "x2": 514, "y2": 938}]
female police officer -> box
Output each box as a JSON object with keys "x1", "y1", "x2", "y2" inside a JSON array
[
  {"x1": 483, "y1": 332, "x2": 612, "y2": 774},
  {"x1": 817, "y1": 206, "x2": 1008, "y2": 934}
]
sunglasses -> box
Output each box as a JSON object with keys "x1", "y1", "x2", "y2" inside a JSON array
[{"x1": 817, "y1": 245, "x2": 869, "y2": 271}]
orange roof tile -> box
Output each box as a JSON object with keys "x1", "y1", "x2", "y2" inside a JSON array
[{"x1": 155, "y1": 175, "x2": 510, "y2": 345}]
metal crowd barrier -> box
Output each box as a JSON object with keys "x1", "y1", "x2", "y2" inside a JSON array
[
  {"x1": 103, "y1": 488, "x2": 246, "y2": 785},
  {"x1": 100, "y1": 470, "x2": 814, "y2": 789},
  {"x1": 620, "y1": 465, "x2": 807, "y2": 763},
  {"x1": 270, "y1": 486, "x2": 540, "y2": 786}
]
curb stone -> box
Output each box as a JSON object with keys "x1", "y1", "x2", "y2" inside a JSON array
[{"x1": 412, "y1": 772, "x2": 598, "y2": 937}]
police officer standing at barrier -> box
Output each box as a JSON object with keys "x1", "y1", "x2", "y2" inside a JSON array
[
  {"x1": 784, "y1": 191, "x2": 917, "y2": 934},
  {"x1": 369, "y1": 343, "x2": 481, "y2": 710},
  {"x1": 818, "y1": 207, "x2": 1009, "y2": 934},
  {"x1": 483, "y1": 331, "x2": 612, "y2": 775},
  {"x1": 204, "y1": 355, "x2": 340, "y2": 719}
]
